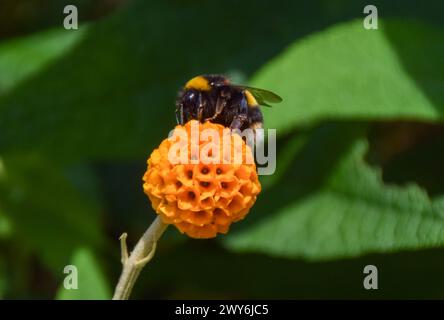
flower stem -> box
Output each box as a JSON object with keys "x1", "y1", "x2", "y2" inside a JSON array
[{"x1": 112, "y1": 216, "x2": 168, "y2": 300}]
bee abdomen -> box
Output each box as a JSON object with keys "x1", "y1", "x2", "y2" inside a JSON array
[{"x1": 247, "y1": 107, "x2": 263, "y2": 129}]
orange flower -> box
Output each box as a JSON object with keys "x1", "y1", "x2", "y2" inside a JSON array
[{"x1": 142, "y1": 120, "x2": 261, "y2": 239}]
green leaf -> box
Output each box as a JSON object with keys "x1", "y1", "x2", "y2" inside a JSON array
[
  {"x1": 224, "y1": 124, "x2": 444, "y2": 260},
  {"x1": 253, "y1": 20, "x2": 444, "y2": 132},
  {"x1": 0, "y1": 155, "x2": 105, "y2": 272},
  {"x1": 56, "y1": 247, "x2": 111, "y2": 300},
  {"x1": 0, "y1": 28, "x2": 87, "y2": 95}
]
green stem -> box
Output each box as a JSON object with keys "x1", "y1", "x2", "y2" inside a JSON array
[{"x1": 112, "y1": 216, "x2": 168, "y2": 300}]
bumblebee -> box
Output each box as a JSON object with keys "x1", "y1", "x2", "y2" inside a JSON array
[{"x1": 175, "y1": 74, "x2": 282, "y2": 130}]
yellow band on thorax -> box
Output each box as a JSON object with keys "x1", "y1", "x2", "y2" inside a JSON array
[{"x1": 185, "y1": 76, "x2": 211, "y2": 91}]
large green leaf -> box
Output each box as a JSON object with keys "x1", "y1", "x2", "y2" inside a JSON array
[
  {"x1": 0, "y1": 155, "x2": 105, "y2": 272},
  {"x1": 224, "y1": 124, "x2": 444, "y2": 260},
  {"x1": 253, "y1": 20, "x2": 444, "y2": 132},
  {"x1": 56, "y1": 247, "x2": 111, "y2": 300}
]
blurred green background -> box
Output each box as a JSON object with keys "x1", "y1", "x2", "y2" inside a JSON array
[{"x1": 0, "y1": 0, "x2": 444, "y2": 299}]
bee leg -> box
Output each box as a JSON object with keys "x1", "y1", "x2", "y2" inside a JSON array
[
  {"x1": 197, "y1": 92, "x2": 205, "y2": 121},
  {"x1": 230, "y1": 114, "x2": 249, "y2": 130},
  {"x1": 206, "y1": 96, "x2": 226, "y2": 122},
  {"x1": 230, "y1": 95, "x2": 249, "y2": 130},
  {"x1": 175, "y1": 103, "x2": 184, "y2": 125}
]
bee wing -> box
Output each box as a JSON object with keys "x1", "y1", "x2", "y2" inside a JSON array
[{"x1": 234, "y1": 85, "x2": 283, "y2": 107}]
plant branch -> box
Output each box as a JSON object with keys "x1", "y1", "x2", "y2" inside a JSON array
[{"x1": 112, "y1": 216, "x2": 168, "y2": 300}]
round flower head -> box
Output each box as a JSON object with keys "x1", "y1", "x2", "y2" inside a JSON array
[{"x1": 143, "y1": 120, "x2": 261, "y2": 238}]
